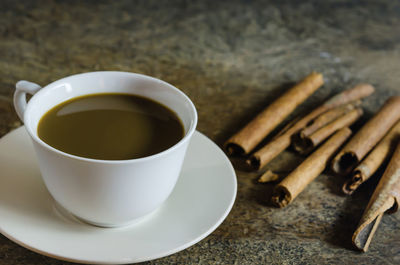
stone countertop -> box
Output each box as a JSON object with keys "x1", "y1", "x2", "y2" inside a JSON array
[{"x1": 1, "y1": 0, "x2": 400, "y2": 264}]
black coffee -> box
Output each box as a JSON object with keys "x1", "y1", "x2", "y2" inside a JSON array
[{"x1": 37, "y1": 93, "x2": 184, "y2": 160}]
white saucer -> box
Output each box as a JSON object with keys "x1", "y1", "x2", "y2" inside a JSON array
[{"x1": 0, "y1": 127, "x2": 237, "y2": 264}]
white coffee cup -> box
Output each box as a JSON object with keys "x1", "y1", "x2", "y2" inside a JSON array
[{"x1": 13, "y1": 71, "x2": 197, "y2": 227}]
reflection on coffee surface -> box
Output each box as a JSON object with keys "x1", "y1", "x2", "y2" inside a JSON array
[{"x1": 38, "y1": 93, "x2": 184, "y2": 160}]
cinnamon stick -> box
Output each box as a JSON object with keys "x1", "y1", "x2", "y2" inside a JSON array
[
  {"x1": 247, "y1": 84, "x2": 375, "y2": 170},
  {"x1": 293, "y1": 108, "x2": 363, "y2": 154},
  {"x1": 352, "y1": 141, "x2": 400, "y2": 251},
  {"x1": 271, "y1": 127, "x2": 352, "y2": 208},
  {"x1": 331, "y1": 96, "x2": 400, "y2": 176},
  {"x1": 343, "y1": 121, "x2": 400, "y2": 194},
  {"x1": 224, "y1": 72, "x2": 324, "y2": 156},
  {"x1": 299, "y1": 101, "x2": 360, "y2": 138}
]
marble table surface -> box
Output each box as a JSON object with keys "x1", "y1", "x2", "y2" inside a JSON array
[{"x1": 1, "y1": 0, "x2": 399, "y2": 264}]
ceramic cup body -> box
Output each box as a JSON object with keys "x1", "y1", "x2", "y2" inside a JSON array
[{"x1": 13, "y1": 71, "x2": 197, "y2": 227}]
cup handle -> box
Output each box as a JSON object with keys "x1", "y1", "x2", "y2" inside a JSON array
[{"x1": 14, "y1": 80, "x2": 42, "y2": 121}]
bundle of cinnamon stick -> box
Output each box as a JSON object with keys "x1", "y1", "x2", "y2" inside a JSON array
[
  {"x1": 225, "y1": 72, "x2": 400, "y2": 251},
  {"x1": 246, "y1": 82, "x2": 373, "y2": 170},
  {"x1": 331, "y1": 97, "x2": 400, "y2": 251},
  {"x1": 226, "y1": 72, "x2": 373, "y2": 204}
]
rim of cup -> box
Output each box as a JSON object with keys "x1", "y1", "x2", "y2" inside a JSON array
[{"x1": 23, "y1": 71, "x2": 198, "y2": 164}]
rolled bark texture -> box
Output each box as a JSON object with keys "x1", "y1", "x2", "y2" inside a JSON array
[
  {"x1": 247, "y1": 84, "x2": 374, "y2": 170},
  {"x1": 343, "y1": 121, "x2": 400, "y2": 194},
  {"x1": 331, "y1": 96, "x2": 400, "y2": 176},
  {"x1": 352, "y1": 141, "x2": 400, "y2": 252},
  {"x1": 295, "y1": 101, "x2": 360, "y2": 145},
  {"x1": 293, "y1": 108, "x2": 363, "y2": 154},
  {"x1": 271, "y1": 127, "x2": 352, "y2": 208},
  {"x1": 225, "y1": 72, "x2": 324, "y2": 156}
]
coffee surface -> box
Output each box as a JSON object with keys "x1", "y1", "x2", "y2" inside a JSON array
[{"x1": 38, "y1": 93, "x2": 184, "y2": 160}]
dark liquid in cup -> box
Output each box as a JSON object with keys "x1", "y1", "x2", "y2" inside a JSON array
[{"x1": 37, "y1": 93, "x2": 184, "y2": 160}]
